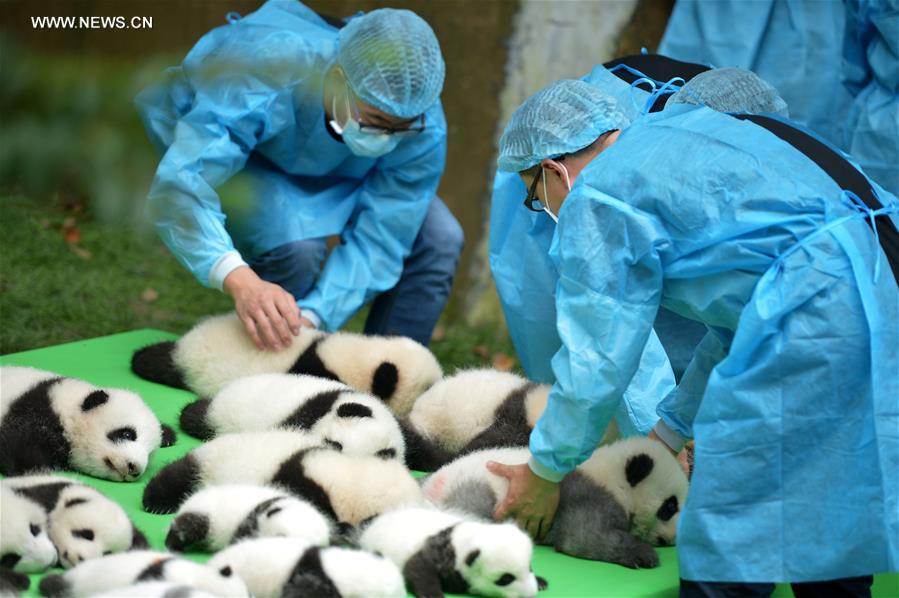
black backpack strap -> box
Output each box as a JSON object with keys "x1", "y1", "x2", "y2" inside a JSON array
[
  {"x1": 733, "y1": 114, "x2": 899, "y2": 285},
  {"x1": 603, "y1": 54, "x2": 711, "y2": 112}
]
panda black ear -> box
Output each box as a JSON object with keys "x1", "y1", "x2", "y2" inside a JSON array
[
  {"x1": 81, "y1": 390, "x2": 109, "y2": 411},
  {"x1": 160, "y1": 424, "x2": 177, "y2": 447},
  {"x1": 465, "y1": 549, "x2": 480, "y2": 567},
  {"x1": 336, "y1": 403, "x2": 373, "y2": 419},
  {"x1": 130, "y1": 525, "x2": 149, "y2": 549},
  {"x1": 625, "y1": 453, "x2": 654, "y2": 487}
]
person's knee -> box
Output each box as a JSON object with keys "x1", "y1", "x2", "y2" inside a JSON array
[{"x1": 249, "y1": 238, "x2": 328, "y2": 298}]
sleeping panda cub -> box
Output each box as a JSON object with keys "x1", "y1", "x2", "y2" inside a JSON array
[
  {"x1": 143, "y1": 430, "x2": 424, "y2": 522},
  {"x1": 208, "y1": 537, "x2": 406, "y2": 598},
  {"x1": 166, "y1": 484, "x2": 332, "y2": 552},
  {"x1": 179, "y1": 373, "x2": 405, "y2": 463},
  {"x1": 0, "y1": 366, "x2": 176, "y2": 480},
  {"x1": 406, "y1": 369, "x2": 617, "y2": 464},
  {"x1": 422, "y1": 438, "x2": 688, "y2": 569},
  {"x1": 38, "y1": 550, "x2": 248, "y2": 597},
  {"x1": 94, "y1": 582, "x2": 216, "y2": 598},
  {"x1": 2, "y1": 476, "x2": 148, "y2": 569},
  {"x1": 359, "y1": 507, "x2": 546, "y2": 598},
  {"x1": 0, "y1": 484, "x2": 57, "y2": 573},
  {"x1": 131, "y1": 312, "x2": 442, "y2": 415}
]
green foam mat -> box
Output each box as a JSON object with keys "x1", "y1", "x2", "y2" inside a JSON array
[{"x1": 2, "y1": 331, "x2": 897, "y2": 597}]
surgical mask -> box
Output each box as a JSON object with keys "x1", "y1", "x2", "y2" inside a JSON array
[
  {"x1": 329, "y1": 87, "x2": 401, "y2": 158},
  {"x1": 541, "y1": 163, "x2": 571, "y2": 223}
]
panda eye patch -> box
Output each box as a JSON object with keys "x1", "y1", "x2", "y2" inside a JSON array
[
  {"x1": 30, "y1": 523, "x2": 41, "y2": 537},
  {"x1": 376, "y1": 448, "x2": 396, "y2": 459},
  {"x1": 657, "y1": 495, "x2": 679, "y2": 521},
  {"x1": 323, "y1": 439, "x2": 343, "y2": 451},
  {"x1": 107, "y1": 427, "x2": 137, "y2": 443},
  {"x1": 266, "y1": 507, "x2": 283, "y2": 518},
  {"x1": 72, "y1": 529, "x2": 94, "y2": 541},
  {"x1": 496, "y1": 573, "x2": 516, "y2": 586}
]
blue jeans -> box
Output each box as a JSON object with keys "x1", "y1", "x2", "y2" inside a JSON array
[
  {"x1": 247, "y1": 197, "x2": 464, "y2": 346},
  {"x1": 680, "y1": 576, "x2": 874, "y2": 598}
]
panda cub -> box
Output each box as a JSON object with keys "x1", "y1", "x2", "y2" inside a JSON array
[
  {"x1": 166, "y1": 484, "x2": 332, "y2": 552},
  {"x1": 143, "y1": 431, "x2": 423, "y2": 523},
  {"x1": 131, "y1": 312, "x2": 442, "y2": 415},
  {"x1": 38, "y1": 550, "x2": 248, "y2": 597},
  {"x1": 422, "y1": 438, "x2": 688, "y2": 569},
  {"x1": 179, "y1": 373, "x2": 405, "y2": 463},
  {"x1": 406, "y1": 369, "x2": 617, "y2": 463},
  {"x1": 359, "y1": 507, "x2": 545, "y2": 598},
  {"x1": 0, "y1": 484, "x2": 56, "y2": 573},
  {"x1": 94, "y1": 582, "x2": 216, "y2": 598},
  {"x1": 2, "y1": 476, "x2": 148, "y2": 569},
  {"x1": 0, "y1": 366, "x2": 176, "y2": 480},
  {"x1": 208, "y1": 537, "x2": 406, "y2": 598}
]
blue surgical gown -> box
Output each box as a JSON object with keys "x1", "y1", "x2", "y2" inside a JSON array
[
  {"x1": 530, "y1": 103, "x2": 899, "y2": 582},
  {"x1": 135, "y1": 0, "x2": 447, "y2": 330},
  {"x1": 659, "y1": 0, "x2": 853, "y2": 150},
  {"x1": 490, "y1": 64, "x2": 680, "y2": 437}
]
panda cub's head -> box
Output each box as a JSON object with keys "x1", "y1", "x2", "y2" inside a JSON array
[
  {"x1": 316, "y1": 393, "x2": 406, "y2": 463},
  {"x1": 0, "y1": 485, "x2": 56, "y2": 573},
  {"x1": 60, "y1": 379, "x2": 174, "y2": 481},
  {"x1": 585, "y1": 437, "x2": 688, "y2": 547},
  {"x1": 452, "y1": 521, "x2": 541, "y2": 598}
]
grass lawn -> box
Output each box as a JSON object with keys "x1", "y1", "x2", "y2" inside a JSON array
[{"x1": 0, "y1": 196, "x2": 518, "y2": 373}]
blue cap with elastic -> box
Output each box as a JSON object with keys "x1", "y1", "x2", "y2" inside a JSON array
[
  {"x1": 497, "y1": 79, "x2": 631, "y2": 172},
  {"x1": 668, "y1": 67, "x2": 789, "y2": 116},
  {"x1": 337, "y1": 8, "x2": 445, "y2": 119}
]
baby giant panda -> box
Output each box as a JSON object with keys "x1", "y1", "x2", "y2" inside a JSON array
[
  {"x1": 143, "y1": 430, "x2": 424, "y2": 522},
  {"x1": 179, "y1": 373, "x2": 405, "y2": 463},
  {"x1": 0, "y1": 484, "x2": 56, "y2": 573},
  {"x1": 359, "y1": 507, "x2": 545, "y2": 598},
  {"x1": 2, "y1": 476, "x2": 148, "y2": 569},
  {"x1": 166, "y1": 484, "x2": 332, "y2": 552},
  {"x1": 131, "y1": 312, "x2": 442, "y2": 415},
  {"x1": 38, "y1": 550, "x2": 248, "y2": 597},
  {"x1": 422, "y1": 438, "x2": 688, "y2": 569},
  {"x1": 406, "y1": 369, "x2": 617, "y2": 461},
  {"x1": 94, "y1": 582, "x2": 216, "y2": 598},
  {"x1": 207, "y1": 537, "x2": 406, "y2": 598},
  {"x1": 0, "y1": 366, "x2": 176, "y2": 480}
]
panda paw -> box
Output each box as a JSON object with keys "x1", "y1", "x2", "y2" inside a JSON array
[{"x1": 626, "y1": 544, "x2": 660, "y2": 569}]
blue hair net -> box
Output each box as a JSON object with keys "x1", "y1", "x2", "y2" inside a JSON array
[
  {"x1": 337, "y1": 8, "x2": 445, "y2": 119},
  {"x1": 668, "y1": 67, "x2": 789, "y2": 116},
  {"x1": 497, "y1": 79, "x2": 631, "y2": 172}
]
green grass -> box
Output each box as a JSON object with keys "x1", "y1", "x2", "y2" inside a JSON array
[{"x1": 0, "y1": 196, "x2": 518, "y2": 372}]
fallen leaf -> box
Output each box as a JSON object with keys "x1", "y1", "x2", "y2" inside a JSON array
[
  {"x1": 473, "y1": 345, "x2": 489, "y2": 359},
  {"x1": 491, "y1": 352, "x2": 515, "y2": 372},
  {"x1": 63, "y1": 227, "x2": 81, "y2": 245},
  {"x1": 141, "y1": 288, "x2": 160, "y2": 303},
  {"x1": 70, "y1": 245, "x2": 92, "y2": 260},
  {"x1": 430, "y1": 324, "x2": 446, "y2": 343}
]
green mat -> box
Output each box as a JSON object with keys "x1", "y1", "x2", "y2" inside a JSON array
[{"x1": 3, "y1": 332, "x2": 897, "y2": 598}]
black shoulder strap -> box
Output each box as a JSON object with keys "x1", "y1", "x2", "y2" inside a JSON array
[
  {"x1": 603, "y1": 54, "x2": 711, "y2": 112},
  {"x1": 733, "y1": 114, "x2": 898, "y2": 284}
]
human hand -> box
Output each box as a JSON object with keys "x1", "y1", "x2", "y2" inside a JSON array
[
  {"x1": 486, "y1": 461, "x2": 560, "y2": 541},
  {"x1": 223, "y1": 266, "x2": 305, "y2": 351}
]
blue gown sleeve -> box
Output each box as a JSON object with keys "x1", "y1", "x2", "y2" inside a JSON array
[
  {"x1": 529, "y1": 190, "x2": 668, "y2": 477},
  {"x1": 656, "y1": 326, "x2": 733, "y2": 439},
  {"x1": 299, "y1": 116, "x2": 448, "y2": 330}
]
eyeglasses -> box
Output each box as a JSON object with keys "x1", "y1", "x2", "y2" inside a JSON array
[
  {"x1": 345, "y1": 83, "x2": 426, "y2": 138},
  {"x1": 523, "y1": 168, "x2": 545, "y2": 212}
]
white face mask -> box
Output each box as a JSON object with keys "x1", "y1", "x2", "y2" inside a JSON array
[
  {"x1": 541, "y1": 162, "x2": 571, "y2": 223},
  {"x1": 329, "y1": 84, "x2": 400, "y2": 158}
]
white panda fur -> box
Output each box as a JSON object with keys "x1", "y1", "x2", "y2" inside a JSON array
[
  {"x1": 359, "y1": 506, "x2": 544, "y2": 598},
  {"x1": 179, "y1": 373, "x2": 405, "y2": 462},
  {"x1": 166, "y1": 484, "x2": 332, "y2": 552},
  {"x1": 0, "y1": 484, "x2": 57, "y2": 573},
  {"x1": 131, "y1": 312, "x2": 442, "y2": 415},
  {"x1": 421, "y1": 438, "x2": 688, "y2": 569},
  {"x1": 407, "y1": 369, "x2": 618, "y2": 457},
  {"x1": 207, "y1": 537, "x2": 406, "y2": 598},
  {"x1": 37, "y1": 550, "x2": 248, "y2": 597},
  {"x1": 0, "y1": 366, "x2": 175, "y2": 481},
  {"x1": 2, "y1": 475, "x2": 148, "y2": 569},
  {"x1": 143, "y1": 431, "x2": 424, "y2": 522},
  {"x1": 94, "y1": 581, "x2": 216, "y2": 597}
]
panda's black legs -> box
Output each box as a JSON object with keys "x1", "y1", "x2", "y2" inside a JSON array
[
  {"x1": 131, "y1": 341, "x2": 188, "y2": 390},
  {"x1": 398, "y1": 420, "x2": 453, "y2": 472},
  {"x1": 402, "y1": 552, "x2": 447, "y2": 598},
  {"x1": 37, "y1": 574, "x2": 71, "y2": 598},
  {"x1": 165, "y1": 512, "x2": 211, "y2": 551},
  {"x1": 179, "y1": 399, "x2": 214, "y2": 440},
  {"x1": 142, "y1": 454, "x2": 201, "y2": 514}
]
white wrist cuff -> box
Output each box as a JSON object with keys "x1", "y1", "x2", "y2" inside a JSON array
[
  {"x1": 209, "y1": 252, "x2": 248, "y2": 291},
  {"x1": 299, "y1": 308, "x2": 322, "y2": 330},
  {"x1": 527, "y1": 456, "x2": 566, "y2": 483},
  {"x1": 653, "y1": 419, "x2": 686, "y2": 453}
]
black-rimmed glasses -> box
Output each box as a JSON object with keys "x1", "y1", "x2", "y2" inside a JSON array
[{"x1": 523, "y1": 168, "x2": 545, "y2": 212}]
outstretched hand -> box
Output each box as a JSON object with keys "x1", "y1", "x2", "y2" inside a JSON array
[
  {"x1": 223, "y1": 267, "x2": 313, "y2": 351},
  {"x1": 486, "y1": 461, "x2": 560, "y2": 541}
]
